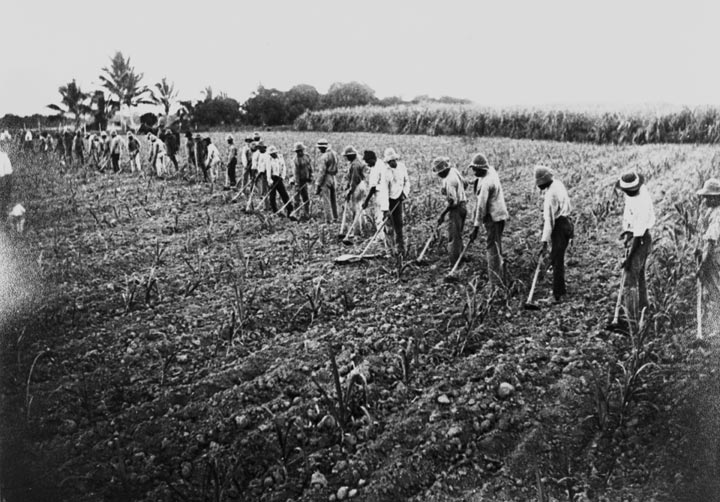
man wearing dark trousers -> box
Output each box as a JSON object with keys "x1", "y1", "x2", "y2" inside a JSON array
[
  {"x1": 434, "y1": 157, "x2": 467, "y2": 265},
  {"x1": 618, "y1": 172, "x2": 655, "y2": 328},
  {"x1": 383, "y1": 148, "x2": 410, "y2": 254},
  {"x1": 163, "y1": 129, "x2": 179, "y2": 174},
  {"x1": 225, "y1": 134, "x2": 238, "y2": 189},
  {"x1": 292, "y1": 142, "x2": 312, "y2": 219},
  {"x1": 315, "y1": 139, "x2": 339, "y2": 222},
  {"x1": 535, "y1": 165, "x2": 574, "y2": 304},
  {"x1": 469, "y1": 153, "x2": 508, "y2": 290},
  {"x1": 110, "y1": 129, "x2": 122, "y2": 173},
  {"x1": 267, "y1": 146, "x2": 294, "y2": 218}
]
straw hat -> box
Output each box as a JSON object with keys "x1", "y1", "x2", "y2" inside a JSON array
[
  {"x1": 342, "y1": 145, "x2": 358, "y2": 157},
  {"x1": 383, "y1": 148, "x2": 400, "y2": 162},
  {"x1": 226, "y1": 134, "x2": 234, "y2": 142},
  {"x1": 294, "y1": 142, "x2": 306, "y2": 152},
  {"x1": 534, "y1": 165, "x2": 554, "y2": 186},
  {"x1": 697, "y1": 178, "x2": 720, "y2": 196},
  {"x1": 469, "y1": 153, "x2": 489, "y2": 169},
  {"x1": 432, "y1": 156, "x2": 450, "y2": 174},
  {"x1": 316, "y1": 138, "x2": 329, "y2": 148},
  {"x1": 618, "y1": 172, "x2": 643, "y2": 192},
  {"x1": 267, "y1": 145, "x2": 278, "y2": 155}
]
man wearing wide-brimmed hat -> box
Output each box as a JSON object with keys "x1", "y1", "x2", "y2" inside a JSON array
[
  {"x1": 534, "y1": 165, "x2": 574, "y2": 304},
  {"x1": 292, "y1": 142, "x2": 312, "y2": 218},
  {"x1": 696, "y1": 178, "x2": 720, "y2": 334},
  {"x1": 468, "y1": 153, "x2": 508, "y2": 289},
  {"x1": 315, "y1": 138, "x2": 339, "y2": 222},
  {"x1": 617, "y1": 171, "x2": 655, "y2": 327},
  {"x1": 434, "y1": 157, "x2": 467, "y2": 265},
  {"x1": 384, "y1": 147, "x2": 410, "y2": 254},
  {"x1": 266, "y1": 145, "x2": 294, "y2": 217}
]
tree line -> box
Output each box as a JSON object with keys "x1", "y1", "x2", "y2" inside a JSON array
[{"x1": 0, "y1": 51, "x2": 471, "y2": 131}]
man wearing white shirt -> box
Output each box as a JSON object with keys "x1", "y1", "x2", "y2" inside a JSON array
[
  {"x1": 535, "y1": 165, "x2": 574, "y2": 304},
  {"x1": 383, "y1": 148, "x2": 410, "y2": 254},
  {"x1": 362, "y1": 150, "x2": 391, "y2": 249},
  {"x1": 266, "y1": 146, "x2": 294, "y2": 217},
  {"x1": 148, "y1": 133, "x2": 169, "y2": 178},
  {"x1": 0, "y1": 145, "x2": 13, "y2": 214},
  {"x1": 469, "y1": 153, "x2": 509, "y2": 289},
  {"x1": 618, "y1": 172, "x2": 655, "y2": 326},
  {"x1": 254, "y1": 142, "x2": 271, "y2": 210},
  {"x1": 204, "y1": 136, "x2": 221, "y2": 184}
]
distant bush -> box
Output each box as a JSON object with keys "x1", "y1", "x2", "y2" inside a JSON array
[{"x1": 294, "y1": 103, "x2": 720, "y2": 144}]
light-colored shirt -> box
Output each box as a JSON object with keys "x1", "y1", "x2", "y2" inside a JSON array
[
  {"x1": 110, "y1": 136, "x2": 122, "y2": 154},
  {"x1": 0, "y1": 152, "x2": 13, "y2": 177},
  {"x1": 267, "y1": 155, "x2": 287, "y2": 181},
  {"x1": 294, "y1": 155, "x2": 313, "y2": 184},
  {"x1": 206, "y1": 144, "x2": 221, "y2": 166},
  {"x1": 368, "y1": 160, "x2": 390, "y2": 211},
  {"x1": 704, "y1": 206, "x2": 720, "y2": 243},
  {"x1": 251, "y1": 150, "x2": 263, "y2": 172},
  {"x1": 622, "y1": 185, "x2": 655, "y2": 237},
  {"x1": 441, "y1": 168, "x2": 467, "y2": 206},
  {"x1": 473, "y1": 166, "x2": 509, "y2": 225},
  {"x1": 24, "y1": 130, "x2": 32, "y2": 142},
  {"x1": 316, "y1": 149, "x2": 338, "y2": 188},
  {"x1": 387, "y1": 161, "x2": 410, "y2": 200},
  {"x1": 345, "y1": 158, "x2": 365, "y2": 194},
  {"x1": 240, "y1": 145, "x2": 251, "y2": 168},
  {"x1": 150, "y1": 139, "x2": 167, "y2": 162},
  {"x1": 227, "y1": 144, "x2": 238, "y2": 163},
  {"x1": 541, "y1": 179, "x2": 572, "y2": 242},
  {"x1": 253, "y1": 150, "x2": 270, "y2": 176}
]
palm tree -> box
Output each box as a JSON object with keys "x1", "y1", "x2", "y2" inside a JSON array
[
  {"x1": 202, "y1": 86, "x2": 213, "y2": 102},
  {"x1": 47, "y1": 79, "x2": 90, "y2": 127},
  {"x1": 99, "y1": 51, "x2": 152, "y2": 114},
  {"x1": 150, "y1": 77, "x2": 178, "y2": 124}
]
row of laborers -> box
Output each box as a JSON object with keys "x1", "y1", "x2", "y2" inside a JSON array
[
  {"x1": 4, "y1": 128, "x2": 718, "y2": 332},
  {"x1": 228, "y1": 136, "x2": 718, "y2": 333}
]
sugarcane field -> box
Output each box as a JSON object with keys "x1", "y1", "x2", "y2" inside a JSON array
[{"x1": 2, "y1": 2, "x2": 720, "y2": 502}]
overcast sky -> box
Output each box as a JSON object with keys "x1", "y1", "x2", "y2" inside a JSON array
[{"x1": 2, "y1": 0, "x2": 719, "y2": 115}]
